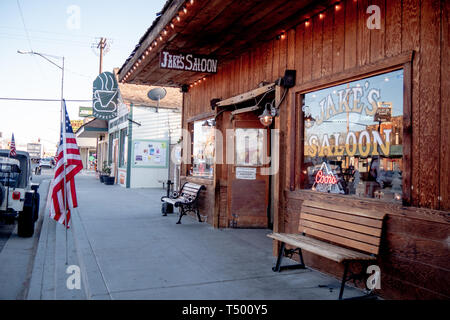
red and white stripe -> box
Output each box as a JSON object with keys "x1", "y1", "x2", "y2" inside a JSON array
[
  {"x1": 9, "y1": 133, "x2": 16, "y2": 157},
  {"x1": 49, "y1": 132, "x2": 83, "y2": 228}
]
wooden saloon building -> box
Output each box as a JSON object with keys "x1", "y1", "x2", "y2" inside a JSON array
[{"x1": 119, "y1": 0, "x2": 449, "y2": 299}]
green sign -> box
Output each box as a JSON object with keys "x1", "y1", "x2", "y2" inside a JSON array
[
  {"x1": 79, "y1": 106, "x2": 93, "y2": 117},
  {"x1": 92, "y1": 71, "x2": 119, "y2": 120}
]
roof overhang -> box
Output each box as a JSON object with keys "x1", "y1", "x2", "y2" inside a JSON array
[
  {"x1": 75, "y1": 119, "x2": 108, "y2": 139},
  {"x1": 118, "y1": 0, "x2": 333, "y2": 87}
]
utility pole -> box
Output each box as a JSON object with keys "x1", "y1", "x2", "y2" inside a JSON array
[
  {"x1": 91, "y1": 37, "x2": 110, "y2": 74},
  {"x1": 97, "y1": 37, "x2": 106, "y2": 74}
]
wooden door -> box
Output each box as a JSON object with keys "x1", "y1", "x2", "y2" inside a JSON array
[{"x1": 227, "y1": 114, "x2": 270, "y2": 228}]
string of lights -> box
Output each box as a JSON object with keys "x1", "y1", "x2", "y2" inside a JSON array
[{"x1": 122, "y1": 0, "x2": 349, "y2": 89}]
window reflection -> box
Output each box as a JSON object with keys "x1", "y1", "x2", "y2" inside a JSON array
[
  {"x1": 303, "y1": 69, "x2": 404, "y2": 202},
  {"x1": 191, "y1": 119, "x2": 215, "y2": 178},
  {"x1": 235, "y1": 128, "x2": 266, "y2": 166}
]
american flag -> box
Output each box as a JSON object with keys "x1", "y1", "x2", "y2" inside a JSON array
[
  {"x1": 49, "y1": 100, "x2": 83, "y2": 228},
  {"x1": 9, "y1": 133, "x2": 16, "y2": 157}
]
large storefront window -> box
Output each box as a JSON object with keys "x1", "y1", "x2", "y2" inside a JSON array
[
  {"x1": 191, "y1": 119, "x2": 215, "y2": 178},
  {"x1": 302, "y1": 69, "x2": 403, "y2": 202}
]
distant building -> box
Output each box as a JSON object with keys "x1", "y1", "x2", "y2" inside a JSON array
[{"x1": 27, "y1": 143, "x2": 42, "y2": 159}]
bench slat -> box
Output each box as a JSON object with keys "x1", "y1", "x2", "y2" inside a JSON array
[
  {"x1": 302, "y1": 206, "x2": 383, "y2": 229},
  {"x1": 300, "y1": 213, "x2": 382, "y2": 237},
  {"x1": 301, "y1": 228, "x2": 380, "y2": 254},
  {"x1": 184, "y1": 183, "x2": 203, "y2": 191},
  {"x1": 300, "y1": 219, "x2": 380, "y2": 246},
  {"x1": 161, "y1": 197, "x2": 187, "y2": 205},
  {"x1": 303, "y1": 200, "x2": 385, "y2": 220},
  {"x1": 267, "y1": 233, "x2": 376, "y2": 263}
]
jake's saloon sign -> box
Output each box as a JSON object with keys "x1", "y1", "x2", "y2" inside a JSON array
[{"x1": 159, "y1": 51, "x2": 218, "y2": 73}]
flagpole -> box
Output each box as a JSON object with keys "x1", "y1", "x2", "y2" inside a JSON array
[{"x1": 60, "y1": 57, "x2": 69, "y2": 265}]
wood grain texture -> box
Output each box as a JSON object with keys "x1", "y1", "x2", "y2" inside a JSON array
[
  {"x1": 312, "y1": 14, "x2": 323, "y2": 80},
  {"x1": 402, "y1": 0, "x2": 421, "y2": 207},
  {"x1": 369, "y1": 0, "x2": 385, "y2": 63},
  {"x1": 419, "y1": 0, "x2": 441, "y2": 209},
  {"x1": 344, "y1": 0, "x2": 358, "y2": 70},
  {"x1": 385, "y1": 0, "x2": 402, "y2": 57},
  {"x1": 332, "y1": 0, "x2": 345, "y2": 74},
  {"x1": 303, "y1": 18, "x2": 313, "y2": 82},
  {"x1": 321, "y1": 7, "x2": 334, "y2": 77},
  {"x1": 441, "y1": 0, "x2": 450, "y2": 211},
  {"x1": 356, "y1": 0, "x2": 370, "y2": 66},
  {"x1": 294, "y1": 24, "x2": 304, "y2": 86}
]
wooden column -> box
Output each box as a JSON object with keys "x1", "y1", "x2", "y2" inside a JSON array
[{"x1": 272, "y1": 85, "x2": 283, "y2": 256}]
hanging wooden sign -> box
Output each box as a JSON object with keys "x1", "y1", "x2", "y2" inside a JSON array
[{"x1": 159, "y1": 51, "x2": 218, "y2": 73}]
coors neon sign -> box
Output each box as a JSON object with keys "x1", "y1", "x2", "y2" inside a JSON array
[
  {"x1": 159, "y1": 51, "x2": 218, "y2": 73},
  {"x1": 312, "y1": 162, "x2": 344, "y2": 194}
]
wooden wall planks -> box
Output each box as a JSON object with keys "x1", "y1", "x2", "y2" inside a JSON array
[
  {"x1": 183, "y1": 0, "x2": 448, "y2": 211},
  {"x1": 441, "y1": 0, "x2": 450, "y2": 211},
  {"x1": 419, "y1": 0, "x2": 441, "y2": 209},
  {"x1": 178, "y1": 0, "x2": 448, "y2": 300}
]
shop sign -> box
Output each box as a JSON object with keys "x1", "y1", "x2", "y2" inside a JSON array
[
  {"x1": 70, "y1": 120, "x2": 83, "y2": 133},
  {"x1": 160, "y1": 51, "x2": 218, "y2": 73},
  {"x1": 79, "y1": 106, "x2": 93, "y2": 117},
  {"x1": 92, "y1": 71, "x2": 119, "y2": 120},
  {"x1": 236, "y1": 167, "x2": 256, "y2": 180}
]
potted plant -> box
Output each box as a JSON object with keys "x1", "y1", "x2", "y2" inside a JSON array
[
  {"x1": 100, "y1": 162, "x2": 111, "y2": 183},
  {"x1": 104, "y1": 175, "x2": 115, "y2": 185}
]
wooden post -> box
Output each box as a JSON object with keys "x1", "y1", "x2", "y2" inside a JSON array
[{"x1": 272, "y1": 85, "x2": 282, "y2": 256}]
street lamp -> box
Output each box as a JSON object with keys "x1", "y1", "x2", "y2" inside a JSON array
[
  {"x1": 17, "y1": 50, "x2": 65, "y2": 104},
  {"x1": 17, "y1": 49, "x2": 69, "y2": 264}
]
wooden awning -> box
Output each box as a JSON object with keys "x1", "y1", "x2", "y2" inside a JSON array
[
  {"x1": 216, "y1": 83, "x2": 275, "y2": 108},
  {"x1": 118, "y1": 0, "x2": 332, "y2": 87}
]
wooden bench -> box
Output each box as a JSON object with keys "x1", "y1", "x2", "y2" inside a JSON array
[
  {"x1": 161, "y1": 182, "x2": 206, "y2": 224},
  {"x1": 268, "y1": 200, "x2": 385, "y2": 300}
]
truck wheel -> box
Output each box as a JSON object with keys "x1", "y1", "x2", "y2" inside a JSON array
[
  {"x1": 33, "y1": 193, "x2": 40, "y2": 222},
  {"x1": 18, "y1": 205, "x2": 35, "y2": 237}
]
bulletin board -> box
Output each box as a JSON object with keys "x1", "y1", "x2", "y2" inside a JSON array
[{"x1": 132, "y1": 139, "x2": 169, "y2": 168}]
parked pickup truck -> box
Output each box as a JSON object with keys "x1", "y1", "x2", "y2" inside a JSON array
[{"x1": 0, "y1": 150, "x2": 40, "y2": 237}]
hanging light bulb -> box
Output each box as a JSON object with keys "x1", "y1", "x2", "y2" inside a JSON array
[{"x1": 259, "y1": 103, "x2": 273, "y2": 127}]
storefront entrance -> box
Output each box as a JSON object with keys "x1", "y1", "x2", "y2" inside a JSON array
[{"x1": 227, "y1": 112, "x2": 270, "y2": 228}]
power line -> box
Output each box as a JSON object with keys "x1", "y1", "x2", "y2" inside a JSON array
[
  {"x1": 16, "y1": 0, "x2": 49, "y2": 83},
  {"x1": 16, "y1": 0, "x2": 32, "y2": 51},
  {"x1": 0, "y1": 25, "x2": 108, "y2": 40},
  {"x1": 0, "y1": 97, "x2": 92, "y2": 102}
]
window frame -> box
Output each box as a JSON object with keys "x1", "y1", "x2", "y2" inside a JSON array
[
  {"x1": 290, "y1": 51, "x2": 413, "y2": 206},
  {"x1": 187, "y1": 116, "x2": 216, "y2": 180}
]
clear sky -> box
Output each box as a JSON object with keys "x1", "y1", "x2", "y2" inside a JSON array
[{"x1": 0, "y1": 0, "x2": 166, "y2": 154}]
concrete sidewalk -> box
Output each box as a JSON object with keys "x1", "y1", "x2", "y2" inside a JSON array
[{"x1": 29, "y1": 175, "x2": 365, "y2": 300}]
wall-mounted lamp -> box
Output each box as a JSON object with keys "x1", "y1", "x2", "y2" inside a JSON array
[{"x1": 259, "y1": 102, "x2": 277, "y2": 127}]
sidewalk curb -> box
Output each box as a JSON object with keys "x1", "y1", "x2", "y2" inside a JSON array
[
  {"x1": 27, "y1": 179, "x2": 86, "y2": 300},
  {"x1": 72, "y1": 208, "x2": 111, "y2": 299},
  {"x1": 27, "y1": 180, "x2": 54, "y2": 299}
]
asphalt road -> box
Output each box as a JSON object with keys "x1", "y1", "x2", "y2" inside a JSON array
[{"x1": 0, "y1": 169, "x2": 52, "y2": 299}]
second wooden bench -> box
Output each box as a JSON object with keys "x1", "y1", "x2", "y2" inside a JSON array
[{"x1": 161, "y1": 182, "x2": 206, "y2": 224}]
